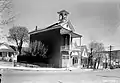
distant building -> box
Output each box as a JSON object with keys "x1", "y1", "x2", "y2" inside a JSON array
[
  {"x1": 93, "y1": 50, "x2": 120, "y2": 69},
  {"x1": 0, "y1": 43, "x2": 15, "y2": 61},
  {"x1": 81, "y1": 45, "x2": 88, "y2": 67},
  {"x1": 81, "y1": 45, "x2": 88, "y2": 58},
  {"x1": 75, "y1": 45, "x2": 88, "y2": 67},
  {"x1": 96, "y1": 50, "x2": 120, "y2": 62},
  {"x1": 29, "y1": 10, "x2": 82, "y2": 68}
]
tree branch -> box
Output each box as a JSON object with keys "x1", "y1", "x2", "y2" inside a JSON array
[
  {"x1": 13, "y1": 34, "x2": 18, "y2": 46},
  {"x1": 0, "y1": 0, "x2": 12, "y2": 12},
  {"x1": 0, "y1": 14, "x2": 16, "y2": 25},
  {"x1": 0, "y1": 0, "x2": 16, "y2": 25}
]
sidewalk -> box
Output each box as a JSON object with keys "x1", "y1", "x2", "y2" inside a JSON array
[
  {"x1": 0, "y1": 65, "x2": 94, "y2": 72},
  {"x1": 0, "y1": 61, "x2": 13, "y2": 67},
  {"x1": 0, "y1": 66, "x2": 68, "y2": 71},
  {"x1": 0, "y1": 61, "x2": 93, "y2": 72}
]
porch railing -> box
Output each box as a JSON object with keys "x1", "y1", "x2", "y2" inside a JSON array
[{"x1": 61, "y1": 45, "x2": 70, "y2": 51}]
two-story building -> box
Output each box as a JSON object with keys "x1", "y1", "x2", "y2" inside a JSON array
[{"x1": 29, "y1": 10, "x2": 82, "y2": 68}]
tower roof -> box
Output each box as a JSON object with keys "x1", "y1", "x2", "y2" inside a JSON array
[{"x1": 57, "y1": 10, "x2": 69, "y2": 15}]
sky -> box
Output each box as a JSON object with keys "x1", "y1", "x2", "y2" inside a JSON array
[{"x1": 2, "y1": 0, "x2": 120, "y2": 50}]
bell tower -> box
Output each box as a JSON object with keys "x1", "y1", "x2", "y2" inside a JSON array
[{"x1": 57, "y1": 10, "x2": 69, "y2": 22}]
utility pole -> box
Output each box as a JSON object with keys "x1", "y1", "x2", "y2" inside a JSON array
[
  {"x1": 90, "y1": 48, "x2": 93, "y2": 68},
  {"x1": 87, "y1": 48, "x2": 93, "y2": 68},
  {"x1": 109, "y1": 45, "x2": 112, "y2": 68}
]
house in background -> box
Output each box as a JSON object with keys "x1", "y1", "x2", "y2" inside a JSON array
[
  {"x1": 103, "y1": 50, "x2": 120, "y2": 65},
  {"x1": 81, "y1": 45, "x2": 88, "y2": 67},
  {"x1": 93, "y1": 50, "x2": 120, "y2": 69},
  {"x1": 0, "y1": 43, "x2": 15, "y2": 61},
  {"x1": 29, "y1": 10, "x2": 82, "y2": 68},
  {"x1": 74, "y1": 45, "x2": 88, "y2": 68}
]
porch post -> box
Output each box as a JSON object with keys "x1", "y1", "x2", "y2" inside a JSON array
[
  {"x1": 78, "y1": 37, "x2": 82, "y2": 68},
  {"x1": 69, "y1": 33, "x2": 72, "y2": 50},
  {"x1": 68, "y1": 33, "x2": 72, "y2": 68},
  {"x1": 70, "y1": 33, "x2": 72, "y2": 67},
  {"x1": 65, "y1": 36, "x2": 67, "y2": 48},
  {"x1": 7, "y1": 52, "x2": 8, "y2": 61}
]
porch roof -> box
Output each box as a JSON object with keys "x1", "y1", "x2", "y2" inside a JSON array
[{"x1": 60, "y1": 28, "x2": 82, "y2": 38}]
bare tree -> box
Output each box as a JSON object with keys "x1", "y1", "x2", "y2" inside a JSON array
[
  {"x1": 0, "y1": 0, "x2": 16, "y2": 25},
  {"x1": 0, "y1": 0, "x2": 17, "y2": 41},
  {"x1": 88, "y1": 41, "x2": 105, "y2": 69},
  {"x1": 7, "y1": 26, "x2": 29, "y2": 55}
]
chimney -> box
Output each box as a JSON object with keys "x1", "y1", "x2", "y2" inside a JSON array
[{"x1": 35, "y1": 26, "x2": 37, "y2": 31}]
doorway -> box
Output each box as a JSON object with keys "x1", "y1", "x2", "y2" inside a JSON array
[{"x1": 72, "y1": 56, "x2": 78, "y2": 66}]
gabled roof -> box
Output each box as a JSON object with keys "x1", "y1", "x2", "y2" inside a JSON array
[
  {"x1": 59, "y1": 20, "x2": 75, "y2": 32},
  {"x1": 81, "y1": 45, "x2": 88, "y2": 55},
  {"x1": 29, "y1": 21, "x2": 82, "y2": 37},
  {"x1": 9, "y1": 45, "x2": 17, "y2": 51},
  {"x1": 0, "y1": 43, "x2": 15, "y2": 52},
  {"x1": 74, "y1": 45, "x2": 88, "y2": 54},
  {"x1": 29, "y1": 17, "x2": 76, "y2": 33}
]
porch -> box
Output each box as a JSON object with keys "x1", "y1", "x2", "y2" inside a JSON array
[{"x1": 60, "y1": 28, "x2": 82, "y2": 68}]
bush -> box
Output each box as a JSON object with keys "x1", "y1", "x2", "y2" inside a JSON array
[{"x1": 24, "y1": 41, "x2": 48, "y2": 57}]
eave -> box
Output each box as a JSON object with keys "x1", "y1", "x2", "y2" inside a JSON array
[
  {"x1": 29, "y1": 23, "x2": 82, "y2": 38},
  {"x1": 60, "y1": 27, "x2": 82, "y2": 38},
  {"x1": 29, "y1": 25, "x2": 62, "y2": 35}
]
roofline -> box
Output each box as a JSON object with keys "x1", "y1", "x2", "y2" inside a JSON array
[
  {"x1": 29, "y1": 25, "x2": 62, "y2": 35},
  {"x1": 29, "y1": 24, "x2": 82, "y2": 38}
]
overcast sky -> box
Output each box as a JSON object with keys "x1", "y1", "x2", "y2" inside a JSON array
[{"x1": 6, "y1": 0, "x2": 120, "y2": 49}]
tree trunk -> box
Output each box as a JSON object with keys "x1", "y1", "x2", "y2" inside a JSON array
[
  {"x1": 105, "y1": 58, "x2": 107, "y2": 69},
  {"x1": 87, "y1": 57, "x2": 90, "y2": 68},
  {"x1": 90, "y1": 56, "x2": 93, "y2": 68},
  {"x1": 18, "y1": 40, "x2": 23, "y2": 55},
  {"x1": 97, "y1": 57, "x2": 100, "y2": 69},
  {"x1": 93, "y1": 59, "x2": 97, "y2": 69},
  {"x1": 18, "y1": 46, "x2": 22, "y2": 55}
]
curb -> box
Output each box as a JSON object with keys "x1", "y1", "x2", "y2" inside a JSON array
[
  {"x1": 0, "y1": 66, "x2": 68, "y2": 71},
  {"x1": 0, "y1": 66, "x2": 94, "y2": 72}
]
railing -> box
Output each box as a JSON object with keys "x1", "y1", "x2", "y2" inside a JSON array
[
  {"x1": 61, "y1": 45, "x2": 70, "y2": 51},
  {"x1": 60, "y1": 45, "x2": 80, "y2": 51}
]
